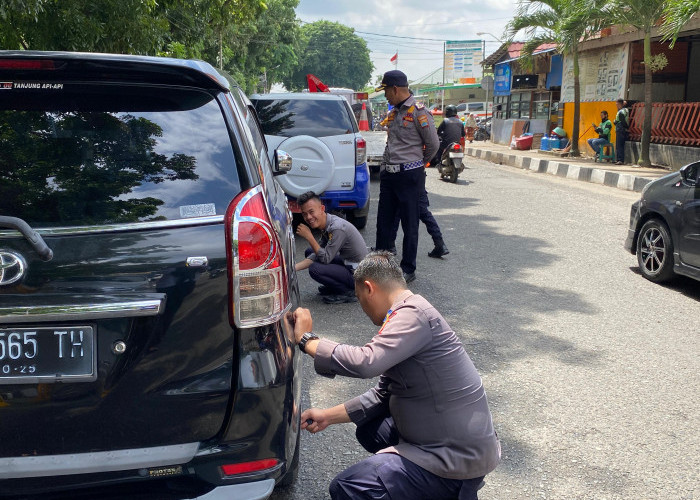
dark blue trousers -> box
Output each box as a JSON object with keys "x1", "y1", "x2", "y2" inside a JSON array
[
  {"x1": 615, "y1": 129, "x2": 627, "y2": 163},
  {"x1": 304, "y1": 248, "x2": 354, "y2": 293},
  {"x1": 375, "y1": 167, "x2": 425, "y2": 274},
  {"x1": 329, "y1": 416, "x2": 485, "y2": 500},
  {"x1": 390, "y1": 187, "x2": 443, "y2": 245}
]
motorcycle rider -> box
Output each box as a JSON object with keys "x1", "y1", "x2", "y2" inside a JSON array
[{"x1": 433, "y1": 104, "x2": 465, "y2": 165}]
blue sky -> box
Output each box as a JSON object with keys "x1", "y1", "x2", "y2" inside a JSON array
[{"x1": 295, "y1": 0, "x2": 519, "y2": 86}]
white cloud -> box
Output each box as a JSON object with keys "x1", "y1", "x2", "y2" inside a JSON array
[{"x1": 296, "y1": 0, "x2": 517, "y2": 85}]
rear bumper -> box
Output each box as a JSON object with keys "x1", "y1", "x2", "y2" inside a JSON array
[
  {"x1": 319, "y1": 163, "x2": 370, "y2": 214},
  {"x1": 195, "y1": 480, "x2": 274, "y2": 500}
]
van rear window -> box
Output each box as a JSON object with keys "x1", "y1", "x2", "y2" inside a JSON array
[
  {"x1": 0, "y1": 85, "x2": 241, "y2": 227},
  {"x1": 251, "y1": 98, "x2": 356, "y2": 138}
]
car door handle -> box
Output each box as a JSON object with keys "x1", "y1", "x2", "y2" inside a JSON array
[{"x1": 676, "y1": 201, "x2": 683, "y2": 206}]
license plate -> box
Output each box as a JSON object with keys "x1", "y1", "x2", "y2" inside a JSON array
[
  {"x1": 449, "y1": 153, "x2": 464, "y2": 158},
  {"x1": 0, "y1": 326, "x2": 96, "y2": 384},
  {"x1": 288, "y1": 200, "x2": 301, "y2": 213}
]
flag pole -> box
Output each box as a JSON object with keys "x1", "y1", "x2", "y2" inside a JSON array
[{"x1": 395, "y1": 49, "x2": 398, "y2": 69}]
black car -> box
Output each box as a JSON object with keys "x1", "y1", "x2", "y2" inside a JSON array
[
  {"x1": 624, "y1": 161, "x2": 700, "y2": 283},
  {"x1": 0, "y1": 51, "x2": 301, "y2": 499}
]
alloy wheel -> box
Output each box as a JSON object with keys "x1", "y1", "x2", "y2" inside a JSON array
[{"x1": 640, "y1": 227, "x2": 666, "y2": 274}]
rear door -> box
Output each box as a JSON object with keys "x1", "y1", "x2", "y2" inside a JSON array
[
  {"x1": 0, "y1": 81, "x2": 242, "y2": 456},
  {"x1": 252, "y1": 97, "x2": 357, "y2": 196},
  {"x1": 679, "y1": 162, "x2": 700, "y2": 268}
]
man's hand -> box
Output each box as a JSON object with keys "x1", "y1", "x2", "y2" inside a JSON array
[
  {"x1": 296, "y1": 223, "x2": 313, "y2": 242},
  {"x1": 292, "y1": 307, "x2": 313, "y2": 344},
  {"x1": 301, "y1": 408, "x2": 330, "y2": 434},
  {"x1": 301, "y1": 404, "x2": 351, "y2": 434}
]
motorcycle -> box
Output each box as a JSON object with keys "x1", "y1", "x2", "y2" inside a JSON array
[
  {"x1": 474, "y1": 119, "x2": 491, "y2": 141},
  {"x1": 436, "y1": 142, "x2": 464, "y2": 183}
]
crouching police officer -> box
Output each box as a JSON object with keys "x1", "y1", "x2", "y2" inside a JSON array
[
  {"x1": 291, "y1": 252, "x2": 501, "y2": 500},
  {"x1": 374, "y1": 70, "x2": 439, "y2": 283},
  {"x1": 295, "y1": 191, "x2": 368, "y2": 304}
]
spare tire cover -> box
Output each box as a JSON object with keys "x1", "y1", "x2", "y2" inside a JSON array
[{"x1": 275, "y1": 135, "x2": 336, "y2": 198}]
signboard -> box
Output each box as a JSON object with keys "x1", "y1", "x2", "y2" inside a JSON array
[
  {"x1": 444, "y1": 40, "x2": 483, "y2": 84},
  {"x1": 561, "y1": 44, "x2": 629, "y2": 102},
  {"x1": 493, "y1": 62, "x2": 511, "y2": 96}
]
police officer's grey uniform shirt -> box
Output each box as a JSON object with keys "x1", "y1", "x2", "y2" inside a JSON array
[
  {"x1": 314, "y1": 291, "x2": 501, "y2": 480},
  {"x1": 383, "y1": 95, "x2": 440, "y2": 165},
  {"x1": 307, "y1": 213, "x2": 368, "y2": 267}
]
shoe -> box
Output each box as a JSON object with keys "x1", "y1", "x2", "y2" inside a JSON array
[
  {"x1": 370, "y1": 246, "x2": 397, "y2": 255},
  {"x1": 318, "y1": 285, "x2": 342, "y2": 296},
  {"x1": 615, "y1": 161, "x2": 623, "y2": 165},
  {"x1": 322, "y1": 291, "x2": 358, "y2": 304},
  {"x1": 428, "y1": 242, "x2": 450, "y2": 258},
  {"x1": 403, "y1": 272, "x2": 416, "y2": 284}
]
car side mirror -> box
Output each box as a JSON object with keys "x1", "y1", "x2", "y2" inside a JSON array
[
  {"x1": 680, "y1": 163, "x2": 698, "y2": 187},
  {"x1": 273, "y1": 149, "x2": 292, "y2": 176}
]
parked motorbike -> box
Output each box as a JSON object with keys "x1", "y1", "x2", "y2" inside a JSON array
[
  {"x1": 436, "y1": 142, "x2": 464, "y2": 183},
  {"x1": 475, "y1": 119, "x2": 491, "y2": 141}
]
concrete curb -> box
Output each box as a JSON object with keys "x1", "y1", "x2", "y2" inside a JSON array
[{"x1": 466, "y1": 147, "x2": 656, "y2": 193}]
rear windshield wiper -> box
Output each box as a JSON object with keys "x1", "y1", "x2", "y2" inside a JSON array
[{"x1": 0, "y1": 216, "x2": 53, "y2": 261}]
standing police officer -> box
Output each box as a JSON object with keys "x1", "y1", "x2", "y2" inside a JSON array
[{"x1": 375, "y1": 70, "x2": 439, "y2": 283}]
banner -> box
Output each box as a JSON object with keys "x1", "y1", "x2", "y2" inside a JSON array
[
  {"x1": 444, "y1": 40, "x2": 483, "y2": 84},
  {"x1": 561, "y1": 44, "x2": 629, "y2": 102}
]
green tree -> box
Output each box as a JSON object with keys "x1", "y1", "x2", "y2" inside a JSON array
[
  {"x1": 607, "y1": 0, "x2": 668, "y2": 167},
  {"x1": 284, "y1": 21, "x2": 373, "y2": 91},
  {"x1": 0, "y1": 0, "x2": 168, "y2": 53},
  {"x1": 506, "y1": 0, "x2": 604, "y2": 157},
  {"x1": 662, "y1": 0, "x2": 700, "y2": 46}
]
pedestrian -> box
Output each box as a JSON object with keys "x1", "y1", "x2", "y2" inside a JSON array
[
  {"x1": 464, "y1": 113, "x2": 478, "y2": 143},
  {"x1": 388, "y1": 184, "x2": 450, "y2": 258},
  {"x1": 295, "y1": 191, "x2": 368, "y2": 304},
  {"x1": 587, "y1": 110, "x2": 613, "y2": 156},
  {"x1": 614, "y1": 98, "x2": 630, "y2": 165},
  {"x1": 374, "y1": 70, "x2": 439, "y2": 284},
  {"x1": 291, "y1": 251, "x2": 501, "y2": 500},
  {"x1": 434, "y1": 104, "x2": 466, "y2": 165}
]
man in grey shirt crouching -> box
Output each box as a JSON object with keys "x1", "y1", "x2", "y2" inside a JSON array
[{"x1": 292, "y1": 251, "x2": 500, "y2": 500}]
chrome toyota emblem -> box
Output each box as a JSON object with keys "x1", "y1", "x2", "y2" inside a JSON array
[{"x1": 0, "y1": 251, "x2": 26, "y2": 286}]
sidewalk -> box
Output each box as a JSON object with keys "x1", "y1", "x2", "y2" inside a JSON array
[{"x1": 464, "y1": 141, "x2": 670, "y2": 192}]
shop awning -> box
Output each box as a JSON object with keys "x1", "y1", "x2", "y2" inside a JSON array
[{"x1": 419, "y1": 83, "x2": 483, "y2": 93}]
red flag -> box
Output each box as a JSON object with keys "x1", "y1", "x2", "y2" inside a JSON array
[
  {"x1": 306, "y1": 73, "x2": 330, "y2": 92},
  {"x1": 390, "y1": 52, "x2": 398, "y2": 63}
]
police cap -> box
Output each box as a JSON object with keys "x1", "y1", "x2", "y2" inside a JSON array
[{"x1": 375, "y1": 70, "x2": 408, "y2": 91}]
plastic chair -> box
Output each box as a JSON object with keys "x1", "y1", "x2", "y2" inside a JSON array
[{"x1": 597, "y1": 143, "x2": 615, "y2": 162}]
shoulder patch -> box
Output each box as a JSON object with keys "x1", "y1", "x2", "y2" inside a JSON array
[
  {"x1": 418, "y1": 114, "x2": 429, "y2": 127},
  {"x1": 415, "y1": 102, "x2": 425, "y2": 109}
]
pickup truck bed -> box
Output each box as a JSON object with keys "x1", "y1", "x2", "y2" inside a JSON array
[{"x1": 361, "y1": 131, "x2": 387, "y2": 173}]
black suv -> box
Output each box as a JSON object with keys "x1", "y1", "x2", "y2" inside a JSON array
[{"x1": 0, "y1": 52, "x2": 301, "y2": 499}]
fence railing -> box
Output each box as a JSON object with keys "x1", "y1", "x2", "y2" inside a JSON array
[{"x1": 628, "y1": 102, "x2": 700, "y2": 147}]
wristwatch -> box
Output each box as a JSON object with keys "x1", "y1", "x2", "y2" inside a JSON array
[{"x1": 298, "y1": 332, "x2": 319, "y2": 353}]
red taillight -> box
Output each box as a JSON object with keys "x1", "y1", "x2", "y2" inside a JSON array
[
  {"x1": 0, "y1": 59, "x2": 56, "y2": 70},
  {"x1": 221, "y1": 458, "x2": 280, "y2": 476},
  {"x1": 226, "y1": 186, "x2": 289, "y2": 328},
  {"x1": 453, "y1": 143, "x2": 462, "y2": 151},
  {"x1": 356, "y1": 137, "x2": 367, "y2": 166}
]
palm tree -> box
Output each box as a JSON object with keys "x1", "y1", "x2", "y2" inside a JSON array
[
  {"x1": 607, "y1": 0, "x2": 668, "y2": 167},
  {"x1": 662, "y1": 0, "x2": 700, "y2": 46},
  {"x1": 506, "y1": 0, "x2": 604, "y2": 157}
]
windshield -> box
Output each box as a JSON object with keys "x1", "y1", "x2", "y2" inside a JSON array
[
  {"x1": 251, "y1": 98, "x2": 356, "y2": 138},
  {"x1": 0, "y1": 85, "x2": 240, "y2": 227}
]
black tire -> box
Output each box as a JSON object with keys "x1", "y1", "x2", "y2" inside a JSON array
[
  {"x1": 636, "y1": 219, "x2": 676, "y2": 283},
  {"x1": 278, "y1": 420, "x2": 301, "y2": 487},
  {"x1": 448, "y1": 168, "x2": 458, "y2": 183},
  {"x1": 350, "y1": 215, "x2": 367, "y2": 230}
]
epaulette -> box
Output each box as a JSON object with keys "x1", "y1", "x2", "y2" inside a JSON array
[{"x1": 415, "y1": 102, "x2": 425, "y2": 110}]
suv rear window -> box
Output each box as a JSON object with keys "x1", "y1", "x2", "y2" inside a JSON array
[
  {"x1": 0, "y1": 85, "x2": 241, "y2": 227},
  {"x1": 251, "y1": 98, "x2": 356, "y2": 138}
]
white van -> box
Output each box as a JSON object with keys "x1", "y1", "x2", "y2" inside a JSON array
[{"x1": 456, "y1": 101, "x2": 493, "y2": 120}]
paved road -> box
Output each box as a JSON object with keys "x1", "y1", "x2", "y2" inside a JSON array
[{"x1": 272, "y1": 159, "x2": 699, "y2": 500}]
